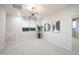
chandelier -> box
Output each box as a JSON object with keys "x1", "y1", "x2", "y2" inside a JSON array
[{"x1": 22, "y1": 6, "x2": 39, "y2": 21}]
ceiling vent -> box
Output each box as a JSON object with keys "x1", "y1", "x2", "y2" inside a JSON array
[{"x1": 12, "y1": 4, "x2": 22, "y2": 9}]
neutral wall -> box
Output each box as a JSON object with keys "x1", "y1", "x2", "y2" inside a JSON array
[
  {"x1": 42, "y1": 5, "x2": 79, "y2": 50},
  {"x1": 0, "y1": 7, "x2": 6, "y2": 50}
]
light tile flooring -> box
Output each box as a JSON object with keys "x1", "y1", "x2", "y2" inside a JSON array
[{"x1": 0, "y1": 38, "x2": 79, "y2": 55}]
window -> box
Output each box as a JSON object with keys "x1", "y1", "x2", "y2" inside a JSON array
[
  {"x1": 29, "y1": 20, "x2": 36, "y2": 31},
  {"x1": 72, "y1": 20, "x2": 76, "y2": 29},
  {"x1": 22, "y1": 20, "x2": 36, "y2": 31}
]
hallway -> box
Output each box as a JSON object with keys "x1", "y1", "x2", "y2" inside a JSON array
[
  {"x1": 0, "y1": 4, "x2": 79, "y2": 55},
  {"x1": 0, "y1": 38, "x2": 79, "y2": 55}
]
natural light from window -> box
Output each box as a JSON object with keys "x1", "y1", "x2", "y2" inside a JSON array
[{"x1": 73, "y1": 20, "x2": 76, "y2": 28}]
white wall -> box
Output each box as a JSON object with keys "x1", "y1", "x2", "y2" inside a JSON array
[
  {"x1": 42, "y1": 5, "x2": 79, "y2": 50},
  {"x1": 6, "y1": 15, "x2": 37, "y2": 41},
  {"x1": 6, "y1": 16, "x2": 21, "y2": 40},
  {"x1": 0, "y1": 7, "x2": 6, "y2": 50}
]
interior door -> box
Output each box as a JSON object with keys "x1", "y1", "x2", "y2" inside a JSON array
[{"x1": 76, "y1": 18, "x2": 79, "y2": 39}]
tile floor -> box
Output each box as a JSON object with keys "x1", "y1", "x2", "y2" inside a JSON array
[{"x1": 0, "y1": 38, "x2": 79, "y2": 55}]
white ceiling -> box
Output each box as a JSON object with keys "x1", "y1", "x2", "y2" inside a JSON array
[{"x1": 0, "y1": 4, "x2": 71, "y2": 19}]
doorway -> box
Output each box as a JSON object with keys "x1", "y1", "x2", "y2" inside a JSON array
[{"x1": 72, "y1": 17, "x2": 79, "y2": 51}]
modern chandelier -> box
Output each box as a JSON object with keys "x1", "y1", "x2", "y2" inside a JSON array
[
  {"x1": 27, "y1": 7, "x2": 38, "y2": 20},
  {"x1": 12, "y1": 4, "x2": 40, "y2": 21},
  {"x1": 22, "y1": 6, "x2": 39, "y2": 21}
]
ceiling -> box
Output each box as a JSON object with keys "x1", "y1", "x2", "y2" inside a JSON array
[{"x1": 0, "y1": 4, "x2": 71, "y2": 19}]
